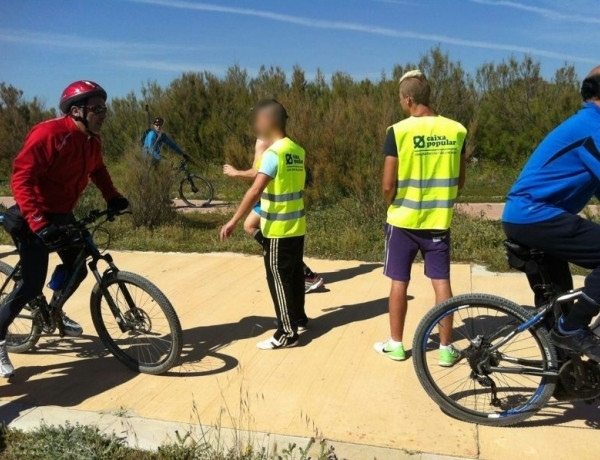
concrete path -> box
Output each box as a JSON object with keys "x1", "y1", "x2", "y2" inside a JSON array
[{"x1": 0, "y1": 250, "x2": 597, "y2": 459}]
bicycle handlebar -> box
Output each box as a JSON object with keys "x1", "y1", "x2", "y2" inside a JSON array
[
  {"x1": 48, "y1": 208, "x2": 130, "y2": 251},
  {"x1": 76, "y1": 208, "x2": 129, "y2": 226}
]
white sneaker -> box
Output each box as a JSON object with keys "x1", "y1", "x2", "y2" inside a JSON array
[
  {"x1": 257, "y1": 336, "x2": 299, "y2": 350},
  {"x1": 0, "y1": 340, "x2": 15, "y2": 378}
]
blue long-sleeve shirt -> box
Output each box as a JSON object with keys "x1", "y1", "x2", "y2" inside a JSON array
[
  {"x1": 503, "y1": 103, "x2": 600, "y2": 224},
  {"x1": 143, "y1": 130, "x2": 184, "y2": 160}
]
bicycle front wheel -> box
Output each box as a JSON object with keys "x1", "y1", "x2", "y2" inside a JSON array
[
  {"x1": 90, "y1": 271, "x2": 183, "y2": 375},
  {"x1": 412, "y1": 294, "x2": 557, "y2": 426},
  {"x1": 0, "y1": 261, "x2": 42, "y2": 353},
  {"x1": 179, "y1": 174, "x2": 214, "y2": 207}
]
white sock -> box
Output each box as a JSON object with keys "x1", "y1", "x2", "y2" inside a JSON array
[
  {"x1": 439, "y1": 344, "x2": 453, "y2": 350},
  {"x1": 388, "y1": 338, "x2": 403, "y2": 348}
]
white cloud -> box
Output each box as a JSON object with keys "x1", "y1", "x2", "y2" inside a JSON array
[
  {"x1": 126, "y1": 0, "x2": 596, "y2": 64},
  {"x1": 0, "y1": 28, "x2": 209, "y2": 54},
  {"x1": 468, "y1": 0, "x2": 600, "y2": 24}
]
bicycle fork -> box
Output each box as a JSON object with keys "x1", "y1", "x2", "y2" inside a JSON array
[{"x1": 89, "y1": 258, "x2": 138, "y2": 334}]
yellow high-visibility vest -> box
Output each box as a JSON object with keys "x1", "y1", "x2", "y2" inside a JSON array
[
  {"x1": 260, "y1": 137, "x2": 306, "y2": 238},
  {"x1": 387, "y1": 115, "x2": 466, "y2": 230}
]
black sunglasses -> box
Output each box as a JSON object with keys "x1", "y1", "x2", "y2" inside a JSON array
[{"x1": 84, "y1": 104, "x2": 108, "y2": 115}]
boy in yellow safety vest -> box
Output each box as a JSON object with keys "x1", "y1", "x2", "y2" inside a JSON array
[
  {"x1": 223, "y1": 139, "x2": 324, "y2": 294},
  {"x1": 374, "y1": 70, "x2": 467, "y2": 366},
  {"x1": 220, "y1": 99, "x2": 307, "y2": 349}
]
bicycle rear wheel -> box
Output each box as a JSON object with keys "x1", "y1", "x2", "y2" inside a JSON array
[
  {"x1": 0, "y1": 261, "x2": 41, "y2": 353},
  {"x1": 179, "y1": 174, "x2": 214, "y2": 208},
  {"x1": 90, "y1": 271, "x2": 183, "y2": 375},
  {"x1": 412, "y1": 294, "x2": 557, "y2": 426}
]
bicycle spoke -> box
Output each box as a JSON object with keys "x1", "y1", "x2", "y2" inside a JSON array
[
  {"x1": 98, "y1": 280, "x2": 174, "y2": 367},
  {"x1": 419, "y1": 301, "x2": 552, "y2": 418}
]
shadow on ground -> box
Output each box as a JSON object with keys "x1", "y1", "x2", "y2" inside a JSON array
[
  {"x1": 319, "y1": 263, "x2": 382, "y2": 285},
  {"x1": 168, "y1": 315, "x2": 273, "y2": 377},
  {"x1": 0, "y1": 335, "x2": 136, "y2": 424},
  {"x1": 301, "y1": 297, "x2": 391, "y2": 345}
]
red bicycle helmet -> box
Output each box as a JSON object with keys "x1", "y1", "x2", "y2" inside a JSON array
[{"x1": 59, "y1": 80, "x2": 107, "y2": 114}]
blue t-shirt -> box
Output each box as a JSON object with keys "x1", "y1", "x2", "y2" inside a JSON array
[
  {"x1": 258, "y1": 151, "x2": 278, "y2": 178},
  {"x1": 503, "y1": 103, "x2": 600, "y2": 224}
]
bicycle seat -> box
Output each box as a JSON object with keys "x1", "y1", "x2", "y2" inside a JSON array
[{"x1": 504, "y1": 239, "x2": 545, "y2": 275}]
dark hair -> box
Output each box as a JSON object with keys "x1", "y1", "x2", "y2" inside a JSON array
[
  {"x1": 581, "y1": 75, "x2": 600, "y2": 101},
  {"x1": 252, "y1": 99, "x2": 288, "y2": 130}
]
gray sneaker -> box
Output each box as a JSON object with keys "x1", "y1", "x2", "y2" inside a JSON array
[
  {"x1": 0, "y1": 341, "x2": 15, "y2": 378},
  {"x1": 61, "y1": 312, "x2": 83, "y2": 337}
]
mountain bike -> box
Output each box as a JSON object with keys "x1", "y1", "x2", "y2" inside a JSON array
[
  {"x1": 412, "y1": 239, "x2": 600, "y2": 426},
  {"x1": 3, "y1": 208, "x2": 183, "y2": 375},
  {"x1": 178, "y1": 157, "x2": 214, "y2": 208}
]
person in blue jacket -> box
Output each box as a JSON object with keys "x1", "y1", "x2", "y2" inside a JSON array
[
  {"x1": 143, "y1": 117, "x2": 186, "y2": 161},
  {"x1": 503, "y1": 65, "x2": 600, "y2": 361}
]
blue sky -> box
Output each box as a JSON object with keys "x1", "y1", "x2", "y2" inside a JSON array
[{"x1": 1, "y1": 0, "x2": 598, "y2": 108}]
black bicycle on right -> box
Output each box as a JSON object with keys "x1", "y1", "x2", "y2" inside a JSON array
[
  {"x1": 413, "y1": 240, "x2": 600, "y2": 426},
  {"x1": 177, "y1": 157, "x2": 214, "y2": 208}
]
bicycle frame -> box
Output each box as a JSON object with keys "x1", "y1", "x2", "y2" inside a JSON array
[
  {"x1": 471, "y1": 289, "x2": 584, "y2": 378},
  {"x1": 7, "y1": 211, "x2": 139, "y2": 336}
]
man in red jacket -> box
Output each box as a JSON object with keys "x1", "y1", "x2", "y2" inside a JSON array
[{"x1": 0, "y1": 81, "x2": 129, "y2": 378}]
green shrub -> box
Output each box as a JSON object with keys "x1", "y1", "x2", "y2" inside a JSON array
[{"x1": 121, "y1": 147, "x2": 177, "y2": 229}]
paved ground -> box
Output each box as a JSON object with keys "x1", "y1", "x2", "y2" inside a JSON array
[{"x1": 0, "y1": 249, "x2": 598, "y2": 459}]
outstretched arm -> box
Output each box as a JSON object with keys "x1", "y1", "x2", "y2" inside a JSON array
[
  {"x1": 163, "y1": 134, "x2": 185, "y2": 156},
  {"x1": 220, "y1": 173, "x2": 271, "y2": 241},
  {"x1": 223, "y1": 164, "x2": 258, "y2": 180}
]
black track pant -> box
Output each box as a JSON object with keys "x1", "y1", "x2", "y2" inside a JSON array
[
  {"x1": 504, "y1": 213, "x2": 600, "y2": 330},
  {"x1": 263, "y1": 235, "x2": 306, "y2": 343},
  {"x1": 0, "y1": 214, "x2": 87, "y2": 341}
]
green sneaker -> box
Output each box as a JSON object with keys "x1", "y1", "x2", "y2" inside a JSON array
[
  {"x1": 439, "y1": 346, "x2": 461, "y2": 367},
  {"x1": 374, "y1": 340, "x2": 406, "y2": 361}
]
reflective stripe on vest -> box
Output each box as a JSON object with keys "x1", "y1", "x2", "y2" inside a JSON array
[
  {"x1": 396, "y1": 178, "x2": 459, "y2": 189},
  {"x1": 392, "y1": 197, "x2": 455, "y2": 209},
  {"x1": 261, "y1": 190, "x2": 304, "y2": 202},
  {"x1": 260, "y1": 137, "x2": 306, "y2": 238},
  {"x1": 260, "y1": 209, "x2": 306, "y2": 221},
  {"x1": 386, "y1": 115, "x2": 466, "y2": 230}
]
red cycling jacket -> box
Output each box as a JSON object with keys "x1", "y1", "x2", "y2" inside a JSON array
[{"x1": 12, "y1": 116, "x2": 120, "y2": 232}]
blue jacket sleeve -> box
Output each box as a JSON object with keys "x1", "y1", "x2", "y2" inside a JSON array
[{"x1": 163, "y1": 134, "x2": 184, "y2": 156}]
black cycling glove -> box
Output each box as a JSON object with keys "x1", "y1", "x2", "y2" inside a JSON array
[
  {"x1": 37, "y1": 224, "x2": 67, "y2": 245},
  {"x1": 107, "y1": 196, "x2": 130, "y2": 212}
]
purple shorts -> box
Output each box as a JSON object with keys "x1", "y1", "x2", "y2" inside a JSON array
[{"x1": 384, "y1": 224, "x2": 450, "y2": 281}]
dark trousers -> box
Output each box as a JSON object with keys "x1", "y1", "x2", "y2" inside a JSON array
[
  {"x1": 0, "y1": 214, "x2": 87, "y2": 340},
  {"x1": 504, "y1": 213, "x2": 600, "y2": 330},
  {"x1": 263, "y1": 236, "x2": 306, "y2": 343}
]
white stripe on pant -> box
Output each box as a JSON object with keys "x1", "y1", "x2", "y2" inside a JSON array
[{"x1": 263, "y1": 236, "x2": 305, "y2": 343}]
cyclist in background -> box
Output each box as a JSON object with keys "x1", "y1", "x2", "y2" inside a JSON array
[
  {"x1": 143, "y1": 117, "x2": 187, "y2": 162},
  {"x1": 223, "y1": 138, "x2": 325, "y2": 293},
  {"x1": 0, "y1": 81, "x2": 129, "y2": 378},
  {"x1": 503, "y1": 66, "x2": 600, "y2": 362}
]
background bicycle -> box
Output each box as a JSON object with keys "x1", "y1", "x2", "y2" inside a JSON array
[
  {"x1": 3, "y1": 208, "x2": 183, "y2": 375},
  {"x1": 177, "y1": 157, "x2": 214, "y2": 208}
]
